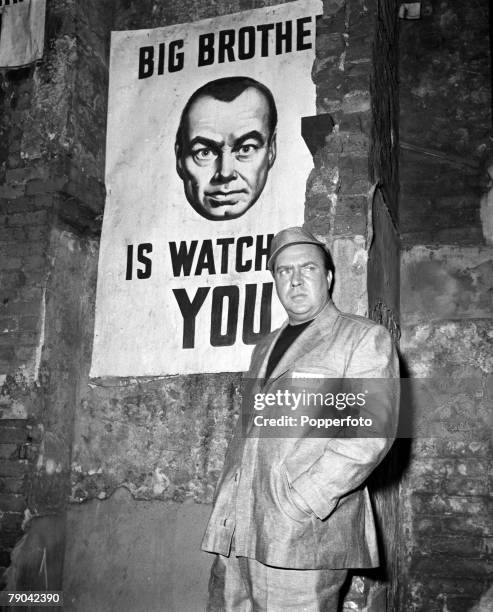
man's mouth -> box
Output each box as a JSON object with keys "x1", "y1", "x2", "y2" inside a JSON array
[{"x1": 206, "y1": 190, "x2": 247, "y2": 206}]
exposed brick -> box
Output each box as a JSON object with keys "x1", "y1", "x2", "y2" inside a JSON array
[
  {"x1": 342, "y1": 90, "x2": 371, "y2": 114},
  {"x1": 0, "y1": 427, "x2": 27, "y2": 444},
  {"x1": 0, "y1": 257, "x2": 22, "y2": 271},
  {"x1": 316, "y1": 31, "x2": 345, "y2": 55},
  {"x1": 0, "y1": 300, "x2": 42, "y2": 317},
  {"x1": 338, "y1": 155, "x2": 370, "y2": 190},
  {"x1": 19, "y1": 443, "x2": 38, "y2": 461},
  {"x1": 413, "y1": 439, "x2": 491, "y2": 458},
  {"x1": 17, "y1": 284, "x2": 46, "y2": 300},
  {"x1": 4, "y1": 167, "x2": 47, "y2": 186},
  {"x1": 0, "y1": 347, "x2": 16, "y2": 362},
  {"x1": 0, "y1": 184, "x2": 24, "y2": 199},
  {"x1": 22, "y1": 255, "x2": 47, "y2": 271},
  {"x1": 411, "y1": 493, "x2": 488, "y2": 516},
  {"x1": 416, "y1": 514, "x2": 492, "y2": 537},
  {"x1": 441, "y1": 596, "x2": 482, "y2": 612},
  {"x1": 24, "y1": 226, "x2": 48, "y2": 241},
  {"x1": 424, "y1": 578, "x2": 490, "y2": 598},
  {"x1": 0, "y1": 227, "x2": 26, "y2": 242},
  {"x1": 414, "y1": 535, "x2": 493, "y2": 558},
  {"x1": 0, "y1": 421, "x2": 30, "y2": 430},
  {"x1": 0, "y1": 332, "x2": 38, "y2": 348},
  {"x1": 409, "y1": 475, "x2": 490, "y2": 497},
  {"x1": 0, "y1": 460, "x2": 29, "y2": 477},
  {"x1": 334, "y1": 195, "x2": 367, "y2": 235},
  {"x1": 410, "y1": 555, "x2": 493, "y2": 578},
  {"x1": 0, "y1": 271, "x2": 27, "y2": 293},
  {"x1": 407, "y1": 457, "x2": 490, "y2": 480},
  {"x1": 15, "y1": 92, "x2": 32, "y2": 112},
  {"x1": 0, "y1": 197, "x2": 38, "y2": 215},
  {"x1": 7, "y1": 155, "x2": 22, "y2": 170},
  {"x1": 0, "y1": 445, "x2": 20, "y2": 460},
  {"x1": 0, "y1": 241, "x2": 46, "y2": 258},
  {"x1": 25, "y1": 179, "x2": 63, "y2": 196},
  {"x1": 0, "y1": 494, "x2": 26, "y2": 513},
  {"x1": 13, "y1": 346, "x2": 36, "y2": 362},
  {"x1": 5, "y1": 210, "x2": 47, "y2": 227},
  {"x1": 0, "y1": 317, "x2": 18, "y2": 333},
  {"x1": 17, "y1": 316, "x2": 40, "y2": 333},
  {"x1": 0, "y1": 510, "x2": 23, "y2": 530},
  {"x1": 0, "y1": 476, "x2": 26, "y2": 494}
]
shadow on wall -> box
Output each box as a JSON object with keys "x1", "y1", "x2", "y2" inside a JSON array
[{"x1": 339, "y1": 351, "x2": 413, "y2": 610}]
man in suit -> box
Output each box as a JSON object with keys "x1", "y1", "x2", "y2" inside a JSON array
[{"x1": 202, "y1": 226, "x2": 400, "y2": 611}]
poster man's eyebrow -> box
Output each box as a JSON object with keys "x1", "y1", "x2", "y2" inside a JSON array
[
  {"x1": 188, "y1": 136, "x2": 223, "y2": 149},
  {"x1": 234, "y1": 130, "x2": 265, "y2": 146}
]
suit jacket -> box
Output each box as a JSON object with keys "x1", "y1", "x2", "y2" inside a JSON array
[{"x1": 201, "y1": 299, "x2": 399, "y2": 569}]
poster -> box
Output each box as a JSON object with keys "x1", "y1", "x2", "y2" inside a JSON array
[
  {"x1": 91, "y1": 0, "x2": 322, "y2": 377},
  {"x1": 0, "y1": 0, "x2": 46, "y2": 68}
]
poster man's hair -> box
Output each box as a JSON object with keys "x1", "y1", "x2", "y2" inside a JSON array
[{"x1": 175, "y1": 76, "x2": 278, "y2": 154}]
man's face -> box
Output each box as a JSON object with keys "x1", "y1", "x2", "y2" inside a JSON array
[
  {"x1": 176, "y1": 87, "x2": 276, "y2": 220},
  {"x1": 274, "y1": 243, "x2": 332, "y2": 325}
]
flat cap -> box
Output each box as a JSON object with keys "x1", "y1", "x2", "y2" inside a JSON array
[{"x1": 267, "y1": 226, "x2": 329, "y2": 272}]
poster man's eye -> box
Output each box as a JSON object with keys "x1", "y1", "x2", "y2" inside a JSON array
[
  {"x1": 236, "y1": 143, "x2": 259, "y2": 158},
  {"x1": 193, "y1": 147, "x2": 217, "y2": 161}
]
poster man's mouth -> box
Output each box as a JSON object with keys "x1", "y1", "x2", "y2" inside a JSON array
[{"x1": 206, "y1": 191, "x2": 247, "y2": 206}]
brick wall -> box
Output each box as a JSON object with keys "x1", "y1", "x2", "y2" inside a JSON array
[
  {"x1": 0, "y1": 0, "x2": 112, "y2": 591},
  {"x1": 0, "y1": 58, "x2": 48, "y2": 587},
  {"x1": 398, "y1": 1, "x2": 493, "y2": 609},
  {"x1": 399, "y1": 0, "x2": 491, "y2": 247},
  {"x1": 399, "y1": 247, "x2": 493, "y2": 611}
]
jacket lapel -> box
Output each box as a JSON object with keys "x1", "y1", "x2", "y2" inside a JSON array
[
  {"x1": 263, "y1": 300, "x2": 340, "y2": 389},
  {"x1": 250, "y1": 323, "x2": 286, "y2": 382}
]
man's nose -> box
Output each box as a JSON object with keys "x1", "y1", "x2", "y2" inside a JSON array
[
  {"x1": 215, "y1": 151, "x2": 237, "y2": 181},
  {"x1": 290, "y1": 267, "x2": 303, "y2": 286}
]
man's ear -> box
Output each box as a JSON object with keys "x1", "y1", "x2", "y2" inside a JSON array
[
  {"x1": 268, "y1": 130, "x2": 277, "y2": 168},
  {"x1": 175, "y1": 140, "x2": 184, "y2": 180}
]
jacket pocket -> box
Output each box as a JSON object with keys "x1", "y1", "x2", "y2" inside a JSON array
[
  {"x1": 290, "y1": 365, "x2": 339, "y2": 378},
  {"x1": 275, "y1": 464, "x2": 312, "y2": 523}
]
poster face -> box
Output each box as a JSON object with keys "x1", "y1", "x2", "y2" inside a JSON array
[
  {"x1": 91, "y1": 0, "x2": 322, "y2": 377},
  {"x1": 0, "y1": 0, "x2": 45, "y2": 68}
]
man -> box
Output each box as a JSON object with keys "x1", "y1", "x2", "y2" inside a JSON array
[
  {"x1": 175, "y1": 76, "x2": 277, "y2": 221},
  {"x1": 202, "y1": 226, "x2": 400, "y2": 611}
]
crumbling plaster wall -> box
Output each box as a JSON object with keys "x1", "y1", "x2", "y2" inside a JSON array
[{"x1": 398, "y1": 1, "x2": 493, "y2": 610}]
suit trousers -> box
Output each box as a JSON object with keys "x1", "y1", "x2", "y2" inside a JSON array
[{"x1": 207, "y1": 553, "x2": 348, "y2": 612}]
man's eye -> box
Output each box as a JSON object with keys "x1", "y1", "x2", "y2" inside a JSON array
[
  {"x1": 237, "y1": 143, "x2": 258, "y2": 157},
  {"x1": 193, "y1": 148, "x2": 216, "y2": 161}
]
